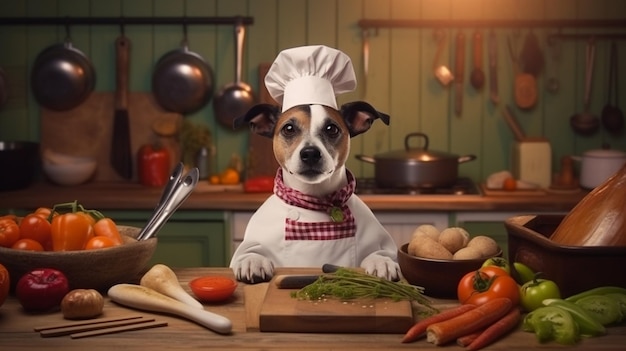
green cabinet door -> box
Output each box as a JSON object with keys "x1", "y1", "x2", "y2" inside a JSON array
[{"x1": 109, "y1": 210, "x2": 227, "y2": 268}]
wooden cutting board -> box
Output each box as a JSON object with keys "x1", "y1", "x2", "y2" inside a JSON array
[
  {"x1": 245, "y1": 63, "x2": 279, "y2": 179},
  {"x1": 257, "y1": 268, "x2": 414, "y2": 333},
  {"x1": 41, "y1": 92, "x2": 182, "y2": 182}
]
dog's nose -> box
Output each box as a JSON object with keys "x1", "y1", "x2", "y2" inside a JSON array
[{"x1": 300, "y1": 146, "x2": 322, "y2": 166}]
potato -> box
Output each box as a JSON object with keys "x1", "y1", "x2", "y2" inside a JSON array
[
  {"x1": 412, "y1": 224, "x2": 440, "y2": 241},
  {"x1": 408, "y1": 235, "x2": 453, "y2": 260},
  {"x1": 467, "y1": 235, "x2": 500, "y2": 257},
  {"x1": 452, "y1": 246, "x2": 483, "y2": 260},
  {"x1": 437, "y1": 227, "x2": 470, "y2": 254}
]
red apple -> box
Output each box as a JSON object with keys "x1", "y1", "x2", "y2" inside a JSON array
[{"x1": 16, "y1": 268, "x2": 69, "y2": 312}]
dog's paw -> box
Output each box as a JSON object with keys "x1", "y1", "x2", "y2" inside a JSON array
[
  {"x1": 232, "y1": 255, "x2": 275, "y2": 284},
  {"x1": 360, "y1": 255, "x2": 400, "y2": 281}
]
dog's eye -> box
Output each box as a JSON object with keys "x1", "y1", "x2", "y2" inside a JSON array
[
  {"x1": 324, "y1": 124, "x2": 340, "y2": 138},
  {"x1": 281, "y1": 123, "x2": 297, "y2": 137}
]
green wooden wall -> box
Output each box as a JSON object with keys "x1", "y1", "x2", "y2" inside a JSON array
[{"x1": 1, "y1": 0, "x2": 625, "y2": 182}]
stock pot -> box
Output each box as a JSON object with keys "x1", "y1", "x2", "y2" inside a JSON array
[
  {"x1": 572, "y1": 148, "x2": 626, "y2": 189},
  {"x1": 355, "y1": 132, "x2": 476, "y2": 188}
]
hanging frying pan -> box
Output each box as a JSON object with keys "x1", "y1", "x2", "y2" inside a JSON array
[
  {"x1": 31, "y1": 31, "x2": 96, "y2": 111},
  {"x1": 213, "y1": 19, "x2": 255, "y2": 129},
  {"x1": 152, "y1": 25, "x2": 214, "y2": 115}
]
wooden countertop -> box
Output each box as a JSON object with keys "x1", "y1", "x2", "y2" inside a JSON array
[
  {"x1": 0, "y1": 181, "x2": 587, "y2": 212},
  {"x1": 1, "y1": 267, "x2": 624, "y2": 350}
]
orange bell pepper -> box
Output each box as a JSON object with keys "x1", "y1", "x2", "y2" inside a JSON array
[
  {"x1": 49, "y1": 201, "x2": 95, "y2": 251},
  {"x1": 51, "y1": 212, "x2": 94, "y2": 251}
]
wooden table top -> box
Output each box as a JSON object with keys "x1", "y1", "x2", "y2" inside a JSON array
[{"x1": 1, "y1": 267, "x2": 624, "y2": 350}]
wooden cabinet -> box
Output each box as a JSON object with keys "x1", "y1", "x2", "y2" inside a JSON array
[{"x1": 107, "y1": 210, "x2": 228, "y2": 268}]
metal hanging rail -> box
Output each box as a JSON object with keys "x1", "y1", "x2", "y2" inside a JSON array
[
  {"x1": 0, "y1": 16, "x2": 253, "y2": 26},
  {"x1": 548, "y1": 33, "x2": 626, "y2": 41},
  {"x1": 358, "y1": 18, "x2": 626, "y2": 30}
]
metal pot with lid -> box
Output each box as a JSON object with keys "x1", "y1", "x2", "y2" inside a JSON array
[{"x1": 355, "y1": 132, "x2": 476, "y2": 188}]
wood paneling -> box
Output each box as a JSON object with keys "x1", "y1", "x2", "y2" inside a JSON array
[{"x1": 1, "y1": 0, "x2": 625, "y2": 183}]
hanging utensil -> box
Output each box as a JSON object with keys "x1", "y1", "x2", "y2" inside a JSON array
[
  {"x1": 519, "y1": 29, "x2": 544, "y2": 77},
  {"x1": 508, "y1": 34, "x2": 537, "y2": 110},
  {"x1": 361, "y1": 29, "x2": 371, "y2": 97},
  {"x1": 454, "y1": 31, "x2": 465, "y2": 117},
  {"x1": 110, "y1": 30, "x2": 133, "y2": 179},
  {"x1": 214, "y1": 19, "x2": 256, "y2": 129},
  {"x1": 488, "y1": 29, "x2": 499, "y2": 105},
  {"x1": 152, "y1": 24, "x2": 215, "y2": 115},
  {"x1": 601, "y1": 41, "x2": 624, "y2": 134},
  {"x1": 433, "y1": 30, "x2": 454, "y2": 86},
  {"x1": 137, "y1": 163, "x2": 199, "y2": 241},
  {"x1": 546, "y1": 35, "x2": 561, "y2": 94},
  {"x1": 570, "y1": 38, "x2": 600, "y2": 136},
  {"x1": 470, "y1": 30, "x2": 485, "y2": 90}
]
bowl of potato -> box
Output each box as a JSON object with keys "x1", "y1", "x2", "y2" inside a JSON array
[{"x1": 398, "y1": 225, "x2": 502, "y2": 298}]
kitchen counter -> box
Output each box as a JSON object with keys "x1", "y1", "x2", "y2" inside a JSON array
[
  {"x1": 1, "y1": 267, "x2": 624, "y2": 350},
  {"x1": 0, "y1": 181, "x2": 588, "y2": 212}
]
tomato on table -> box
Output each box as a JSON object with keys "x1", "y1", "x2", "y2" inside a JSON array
[
  {"x1": 520, "y1": 277, "x2": 561, "y2": 312},
  {"x1": 0, "y1": 263, "x2": 9, "y2": 308},
  {"x1": 189, "y1": 276, "x2": 237, "y2": 302},
  {"x1": 457, "y1": 266, "x2": 520, "y2": 306},
  {"x1": 16, "y1": 268, "x2": 69, "y2": 312}
]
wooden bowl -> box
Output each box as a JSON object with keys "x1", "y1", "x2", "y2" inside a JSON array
[
  {"x1": 0, "y1": 226, "x2": 156, "y2": 292},
  {"x1": 397, "y1": 243, "x2": 502, "y2": 298}
]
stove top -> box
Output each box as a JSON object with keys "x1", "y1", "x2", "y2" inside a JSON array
[{"x1": 355, "y1": 177, "x2": 482, "y2": 196}]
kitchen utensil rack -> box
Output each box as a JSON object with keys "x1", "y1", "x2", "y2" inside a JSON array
[
  {"x1": 358, "y1": 18, "x2": 626, "y2": 30},
  {"x1": 0, "y1": 16, "x2": 253, "y2": 26}
]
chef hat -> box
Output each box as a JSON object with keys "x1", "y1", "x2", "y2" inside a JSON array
[{"x1": 265, "y1": 45, "x2": 357, "y2": 112}]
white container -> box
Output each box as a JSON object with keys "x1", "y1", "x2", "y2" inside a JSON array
[{"x1": 573, "y1": 149, "x2": 626, "y2": 189}]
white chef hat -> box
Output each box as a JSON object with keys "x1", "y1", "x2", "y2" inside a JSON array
[{"x1": 265, "y1": 45, "x2": 357, "y2": 112}]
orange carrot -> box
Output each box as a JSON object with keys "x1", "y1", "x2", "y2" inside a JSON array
[
  {"x1": 457, "y1": 330, "x2": 484, "y2": 347},
  {"x1": 426, "y1": 297, "x2": 512, "y2": 346},
  {"x1": 401, "y1": 304, "x2": 477, "y2": 343},
  {"x1": 466, "y1": 307, "x2": 521, "y2": 351}
]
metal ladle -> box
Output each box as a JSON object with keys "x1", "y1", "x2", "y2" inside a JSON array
[
  {"x1": 570, "y1": 38, "x2": 599, "y2": 136},
  {"x1": 601, "y1": 41, "x2": 624, "y2": 134}
]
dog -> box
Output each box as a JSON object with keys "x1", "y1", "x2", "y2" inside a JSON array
[{"x1": 229, "y1": 101, "x2": 400, "y2": 284}]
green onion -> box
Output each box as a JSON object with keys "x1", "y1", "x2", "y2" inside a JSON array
[{"x1": 291, "y1": 268, "x2": 437, "y2": 313}]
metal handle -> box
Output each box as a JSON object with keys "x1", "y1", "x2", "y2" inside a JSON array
[
  {"x1": 404, "y1": 132, "x2": 429, "y2": 151},
  {"x1": 137, "y1": 165, "x2": 199, "y2": 241}
]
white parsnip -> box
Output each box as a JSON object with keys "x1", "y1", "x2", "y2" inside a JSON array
[{"x1": 140, "y1": 264, "x2": 203, "y2": 309}]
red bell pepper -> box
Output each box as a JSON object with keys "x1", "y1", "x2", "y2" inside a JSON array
[
  {"x1": 243, "y1": 176, "x2": 275, "y2": 193},
  {"x1": 138, "y1": 144, "x2": 171, "y2": 187}
]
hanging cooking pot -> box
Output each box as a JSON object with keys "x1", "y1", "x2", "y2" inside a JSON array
[
  {"x1": 571, "y1": 147, "x2": 626, "y2": 189},
  {"x1": 31, "y1": 35, "x2": 95, "y2": 111},
  {"x1": 355, "y1": 132, "x2": 477, "y2": 188},
  {"x1": 152, "y1": 26, "x2": 214, "y2": 115}
]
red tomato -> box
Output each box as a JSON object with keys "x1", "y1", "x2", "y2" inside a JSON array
[
  {"x1": 16, "y1": 268, "x2": 69, "y2": 312},
  {"x1": 33, "y1": 207, "x2": 56, "y2": 220},
  {"x1": 0, "y1": 263, "x2": 9, "y2": 308},
  {"x1": 502, "y1": 177, "x2": 517, "y2": 191},
  {"x1": 11, "y1": 238, "x2": 44, "y2": 251},
  {"x1": 138, "y1": 144, "x2": 171, "y2": 187},
  {"x1": 457, "y1": 267, "x2": 520, "y2": 306},
  {"x1": 0, "y1": 218, "x2": 20, "y2": 248},
  {"x1": 85, "y1": 236, "x2": 118, "y2": 250},
  {"x1": 189, "y1": 276, "x2": 237, "y2": 302},
  {"x1": 19, "y1": 213, "x2": 52, "y2": 246}
]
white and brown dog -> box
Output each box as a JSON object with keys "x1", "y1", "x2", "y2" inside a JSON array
[{"x1": 229, "y1": 101, "x2": 400, "y2": 283}]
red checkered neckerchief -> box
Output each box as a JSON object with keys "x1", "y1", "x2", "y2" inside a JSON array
[{"x1": 274, "y1": 169, "x2": 357, "y2": 240}]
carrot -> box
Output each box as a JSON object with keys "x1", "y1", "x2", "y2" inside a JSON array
[
  {"x1": 426, "y1": 297, "x2": 513, "y2": 346},
  {"x1": 466, "y1": 307, "x2": 521, "y2": 351},
  {"x1": 401, "y1": 304, "x2": 477, "y2": 343},
  {"x1": 457, "y1": 330, "x2": 484, "y2": 347}
]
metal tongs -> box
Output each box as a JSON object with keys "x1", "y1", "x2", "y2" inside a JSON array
[{"x1": 137, "y1": 163, "x2": 199, "y2": 240}]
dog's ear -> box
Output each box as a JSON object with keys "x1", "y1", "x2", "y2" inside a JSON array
[
  {"x1": 233, "y1": 103, "x2": 281, "y2": 138},
  {"x1": 339, "y1": 101, "x2": 390, "y2": 137}
]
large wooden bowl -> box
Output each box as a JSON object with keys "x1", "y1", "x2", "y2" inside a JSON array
[
  {"x1": 0, "y1": 226, "x2": 156, "y2": 292},
  {"x1": 398, "y1": 243, "x2": 502, "y2": 298}
]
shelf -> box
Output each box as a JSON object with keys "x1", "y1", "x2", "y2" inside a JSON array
[{"x1": 0, "y1": 16, "x2": 253, "y2": 26}]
